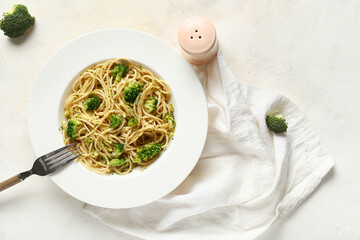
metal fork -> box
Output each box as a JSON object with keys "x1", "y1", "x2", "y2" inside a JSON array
[{"x1": 0, "y1": 143, "x2": 81, "y2": 192}]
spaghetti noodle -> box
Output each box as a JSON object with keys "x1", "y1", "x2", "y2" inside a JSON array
[{"x1": 62, "y1": 58, "x2": 175, "y2": 175}]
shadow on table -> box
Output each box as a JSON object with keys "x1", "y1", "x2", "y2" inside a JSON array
[
  {"x1": 8, "y1": 24, "x2": 36, "y2": 45},
  {"x1": 0, "y1": 187, "x2": 32, "y2": 209}
]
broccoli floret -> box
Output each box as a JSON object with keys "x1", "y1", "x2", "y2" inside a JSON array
[
  {"x1": 144, "y1": 96, "x2": 158, "y2": 113},
  {"x1": 266, "y1": 114, "x2": 288, "y2": 133},
  {"x1": 109, "y1": 114, "x2": 122, "y2": 128},
  {"x1": 137, "y1": 143, "x2": 162, "y2": 162},
  {"x1": 86, "y1": 138, "x2": 93, "y2": 144},
  {"x1": 92, "y1": 151, "x2": 99, "y2": 158},
  {"x1": 112, "y1": 142, "x2": 124, "y2": 158},
  {"x1": 66, "y1": 119, "x2": 81, "y2": 141},
  {"x1": 0, "y1": 4, "x2": 35, "y2": 38},
  {"x1": 109, "y1": 158, "x2": 126, "y2": 167},
  {"x1": 112, "y1": 64, "x2": 129, "y2": 82},
  {"x1": 164, "y1": 113, "x2": 176, "y2": 130},
  {"x1": 169, "y1": 104, "x2": 174, "y2": 113},
  {"x1": 124, "y1": 81, "x2": 143, "y2": 103},
  {"x1": 64, "y1": 110, "x2": 71, "y2": 118},
  {"x1": 84, "y1": 95, "x2": 101, "y2": 111},
  {"x1": 127, "y1": 117, "x2": 138, "y2": 129}
]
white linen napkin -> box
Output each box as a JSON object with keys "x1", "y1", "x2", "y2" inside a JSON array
[{"x1": 84, "y1": 50, "x2": 334, "y2": 240}]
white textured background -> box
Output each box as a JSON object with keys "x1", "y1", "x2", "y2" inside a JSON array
[{"x1": 0, "y1": 0, "x2": 359, "y2": 239}]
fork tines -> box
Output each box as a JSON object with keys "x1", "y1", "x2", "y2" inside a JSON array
[{"x1": 43, "y1": 143, "x2": 81, "y2": 173}]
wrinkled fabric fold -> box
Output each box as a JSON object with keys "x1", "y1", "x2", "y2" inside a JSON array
[{"x1": 84, "y1": 50, "x2": 334, "y2": 240}]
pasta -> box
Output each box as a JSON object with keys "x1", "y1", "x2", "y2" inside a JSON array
[{"x1": 62, "y1": 58, "x2": 175, "y2": 175}]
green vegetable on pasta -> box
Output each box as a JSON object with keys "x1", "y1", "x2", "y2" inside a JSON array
[
  {"x1": 64, "y1": 110, "x2": 71, "y2": 118},
  {"x1": 127, "y1": 117, "x2": 138, "y2": 129},
  {"x1": 144, "y1": 96, "x2": 158, "y2": 113},
  {"x1": 66, "y1": 119, "x2": 81, "y2": 141},
  {"x1": 84, "y1": 95, "x2": 101, "y2": 111},
  {"x1": 169, "y1": 104, "x2": 175, "y2": 113},
  {"x1": 137, "y1": 143, "x2": 162, "y2": 162},
  {"x1": 112, "y1": 64, "x2": 129, "y2": 82},
  {"x1": 113, "y1": 143, "x2": 124, "y2": 158},
  {"x1": 124, "y1": 81, "x2": 144, "y2": 103},
  {"x1": 109, "y1": 158, "x2": 126, "y2": 167},
  {"x1": 109, "y1": 114, "x2": 122, "y2": 128},
  {"x1": 164, "y1": 113, "x2": 176, "y2": 130}
]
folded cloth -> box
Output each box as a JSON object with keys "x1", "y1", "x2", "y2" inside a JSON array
[{"x1": 84, "y1": 50, "x2": 334, "y2": 240}]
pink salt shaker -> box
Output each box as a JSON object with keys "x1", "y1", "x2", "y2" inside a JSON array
[{"x1": 177, "y1": 16, "x2": 219, "y2": 65}]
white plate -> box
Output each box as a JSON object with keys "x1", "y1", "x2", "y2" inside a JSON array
[{"x1": 28, "y1": 29, "x2": 208, "y2": 209}]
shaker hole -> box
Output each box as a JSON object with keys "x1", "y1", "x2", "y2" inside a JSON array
[
  {"x1": 190, "y1": 36, "x2": 193, "y2": 39},
  {"x1": 199, "y1": 36, "x2": 202, "y2": 39},
  {"x1": 195, "y1": 30, "x2": 198, "y2": 32}
]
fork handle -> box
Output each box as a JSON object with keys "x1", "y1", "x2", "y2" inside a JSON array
[{"x1": 0, "y1": 175, "x2": 21, "y2": 192}]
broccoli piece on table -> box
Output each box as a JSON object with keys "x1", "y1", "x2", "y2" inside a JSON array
[
  {"x1": 109, "y1": 114, "x2": 122, "y2": 128},
  {"x1": 144, "y1": 96, "x2": 158, "y2": 113},
  {"x1": 109, "y1": 158, "x2": 126, "y2": 167},
  {"x1": 127, "y1": 117, "x2": 138, "y2": 129},
  {"x1": 124, "y1": 81, "x2": 143, "y2": 103},
  {"x1": 0, "y1": 4, "x2": 35, "y2": 38},
  {"x1": 112, "y1": 64, "x2": 129, "y2": 82},
  {"x1": 164, "y1": 113, "x2": 176, "y2": 130},
  {"x1": 112, "y1": 142, "x2": 124, "y2": 158},
  {"x1": 266, "y1": 114, "x2": 288, "y2": 133},
  {"x1": 84, "y1": 95, "x2": 101, "y2": 111},
  {"x1": 66, "y1": 119, "x2": 81, "y2": 141},
  {"x1": 137, "y1": 143, "x2": 162, "y2": 162}
]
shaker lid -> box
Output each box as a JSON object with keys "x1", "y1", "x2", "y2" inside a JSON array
[{"x1": 177, "y1": 16, "x2": 217, "y2": 55}]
